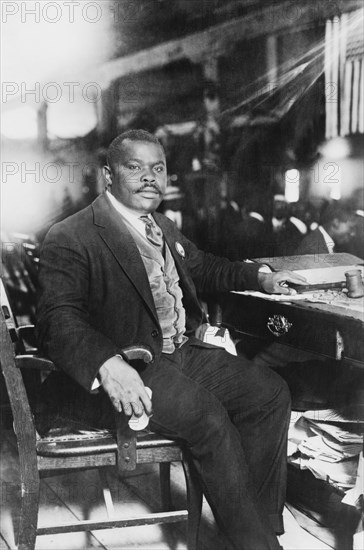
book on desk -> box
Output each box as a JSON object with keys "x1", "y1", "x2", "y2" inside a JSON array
[{"x1": 253, "y1": 252, "x2": 364, "y2": 292}]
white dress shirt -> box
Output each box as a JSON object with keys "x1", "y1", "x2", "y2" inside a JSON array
[
  {"x1": 106, "y1": 190, "x2": 152, "y2": 237},
  {"x1": 318, "y1": 225, "x2": 335, "y2": 253}
]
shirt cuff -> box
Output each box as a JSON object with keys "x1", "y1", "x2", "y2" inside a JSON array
[
  {"x1": 91, "y1": 377, "x2": 101, "y2": 391},
  {"x1": 258, "y1": 264, "x2": 272, "y2": 273}
]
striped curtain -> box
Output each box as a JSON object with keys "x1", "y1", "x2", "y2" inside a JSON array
[{"x1": 325, "y1": 8, "x2": 364, "y2": 138}]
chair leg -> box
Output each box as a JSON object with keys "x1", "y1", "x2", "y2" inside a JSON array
[
  {"x1": 159, "y1": 463, "x2": 179, "y2": 550},
  {"x1": 182, "y1": 454, "x2": 203, "y2": 550},
  {"x1": 160, "y1": 462, "x2": 173, "y2": 511},
  {"x1": 16, "y1": 487, "x2": 40, "y2": 550},
  {"x1": 98, "y1": 468, "x2": 115, "y2": 518}
]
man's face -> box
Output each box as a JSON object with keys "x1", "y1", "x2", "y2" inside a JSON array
[
  {"x1": 331, "y1": 218, "x2": 357, "y2": 245},
  {"x1": 273, "y1": 200, "x2": 288, "y2": 220},
  {"x1": 104, "y1": 139, "x2": 167, "y2": 215}
]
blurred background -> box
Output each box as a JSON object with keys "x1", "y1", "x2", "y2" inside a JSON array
[
  {"x1": 2, "y1": 1, "x2": 363, "y2": 244},
  {"x1": 1, "y1": 3, "x2": 364, "y2": 549},
  {"x1": 1, "y1": 0, "x2": 364, "y2": 318}
]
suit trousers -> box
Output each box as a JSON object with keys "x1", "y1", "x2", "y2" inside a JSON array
[
  {"x1": 37, "y1": 339, "x2": 290, "y2": 550},
  {"x1": 144, "y1": 339, "x2": 290, "y2": 550}
]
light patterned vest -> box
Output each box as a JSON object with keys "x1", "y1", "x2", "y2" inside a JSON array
[{"x1": 123, "y1": 219, "x2": 187, "y2": 353}]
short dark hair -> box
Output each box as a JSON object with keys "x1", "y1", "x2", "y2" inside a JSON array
[
  {"x1": 320, "y1": 201, "x2": 355, "y2": 228},
  {"x1": 106, "y1": 129, "x2": 163, "y2": 172}
]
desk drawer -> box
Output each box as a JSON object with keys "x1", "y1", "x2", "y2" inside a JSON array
[{"x1": 222, "y1": 294, "x2": 364, "y2": 363}]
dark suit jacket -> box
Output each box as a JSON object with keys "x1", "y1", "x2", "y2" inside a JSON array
[
  {"x1": 37, "y1": 193, "x2": 262, "y2": 393},
  {"x1": 273, "y1": 220, "x2": 304, "y2": 256},
  {"x1": 294, "y1": 228, "x2": 330, "y2": 256}
]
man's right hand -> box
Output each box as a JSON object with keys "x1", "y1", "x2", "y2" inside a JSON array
[{"x1": 98, "y1": 355, "x2": 152, "y2": 417}]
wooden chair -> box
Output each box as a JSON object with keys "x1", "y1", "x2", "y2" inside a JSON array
[{"x1": 0, "y1": 279, "x2": 203, "y2": 550}]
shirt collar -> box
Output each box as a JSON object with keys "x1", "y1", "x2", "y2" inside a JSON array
[
  {"x1": 165, "y1": 209, "x2": 182, "y2": 229},
  {"x1": 106, "y1": 190, "x2": 152, "y2": 231},
  {"x1": 249, "y1": 212, "x2": 264, "y2": 223},
  {"x1": 289, "y1": 216, "x2": 307, "y2": 235},
  {"x1": 318, "y1": 225, "x2": 335, "y2": 253}
]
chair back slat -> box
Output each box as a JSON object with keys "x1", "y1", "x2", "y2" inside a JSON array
[
  {"x1": 0, "y1": 278, "x2": 18, "y2": 342},
  {"x1": 0, "y1": 308, "x2": 39, "y2": 490}
]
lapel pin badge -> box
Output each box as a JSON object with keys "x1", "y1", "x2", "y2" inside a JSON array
[{"x1": 175, "y1": 242, "x2": 185, "y2": 259}]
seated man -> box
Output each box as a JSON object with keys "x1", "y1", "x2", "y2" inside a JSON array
[
  {"x1": 271, "y1": 195, "x2": 304, "y2": 256},
  {"x1": 295, "y1": 201, "x2": 357, "y2": 255},
  {"x1": 36, "y1": 129, "x2": 306, "y2": 550}
]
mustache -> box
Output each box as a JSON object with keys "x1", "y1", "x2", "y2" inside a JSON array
[{"x1": 134, "y1": 184, "x2": 162, "y2": 195}]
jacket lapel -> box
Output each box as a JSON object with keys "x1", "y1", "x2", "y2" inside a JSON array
[
  {"x1": 92, "y1": 194, "x2": 158, "y2": 323},
  {"x1": 318, "y1": 229, "x2": 330, "y2": 253}
]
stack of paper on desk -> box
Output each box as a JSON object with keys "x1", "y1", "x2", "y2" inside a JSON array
[
  {"x1": 342, "y1": 452, "x2": 363, "y2": 508},
  {"x1": 250, "y1": 253, "x2": 364, "y2": 291},
  {"x1": 292, "y1": 265, "x2": 364, "y2": 291},
  {"x1": 288, "y1": 411, "x2": 363, "y2": 490},
  {"x1": 303, "y1": 408, "x2": 364, "y2": 424},
  {"x1": 301, "y1": 422, "x2": 362, "y2": 459},
  {"x1": 302, "y1": 456, "x2": 359, "y2": 490}
]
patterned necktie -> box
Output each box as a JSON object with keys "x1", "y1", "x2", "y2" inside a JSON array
[{"x1": 140, "y1": 216, "x2": 164, "y2": 247}]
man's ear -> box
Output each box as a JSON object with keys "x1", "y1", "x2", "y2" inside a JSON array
[
  {"x1": 331, "y1": 218, "x2": 340, "y2": 230},
  {"x1": 103, "y1": 165, "x2": 112, "y2": 189}
]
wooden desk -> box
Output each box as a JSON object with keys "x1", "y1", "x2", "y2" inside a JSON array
[
  {"x1": 222, "y1": 293, "x2": 364, "y2": 367},
  {"x1": 221, "y1": 254, "x2": 364, "y2": 368},
  {"x1": 220, "y1": 256, "x2": 364, "y2": 547}
]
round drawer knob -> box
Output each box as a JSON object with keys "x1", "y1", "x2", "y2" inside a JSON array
[{"x1": 267, "y1": 315, "x2": 292, "y2": 337}]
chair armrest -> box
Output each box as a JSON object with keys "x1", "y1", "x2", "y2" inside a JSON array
[
  {"x1": 15, "y1": 345, "x2": 154, "y2": 371},
  {"x1": 121, "y1": 344, "x2": 154, "y2": 363},
  {"x1": 15, "y1": 355, "x2": 59, "y2": 371},
  {"x1": 114, "y1": 344, "x2": 154, "y2": 472},
  {"x1": 15, "y1": 345, "x2": 154, "y2": 373},
  {"x1": 16, "y1": 343, "x2": 154, "y2": 472}
]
